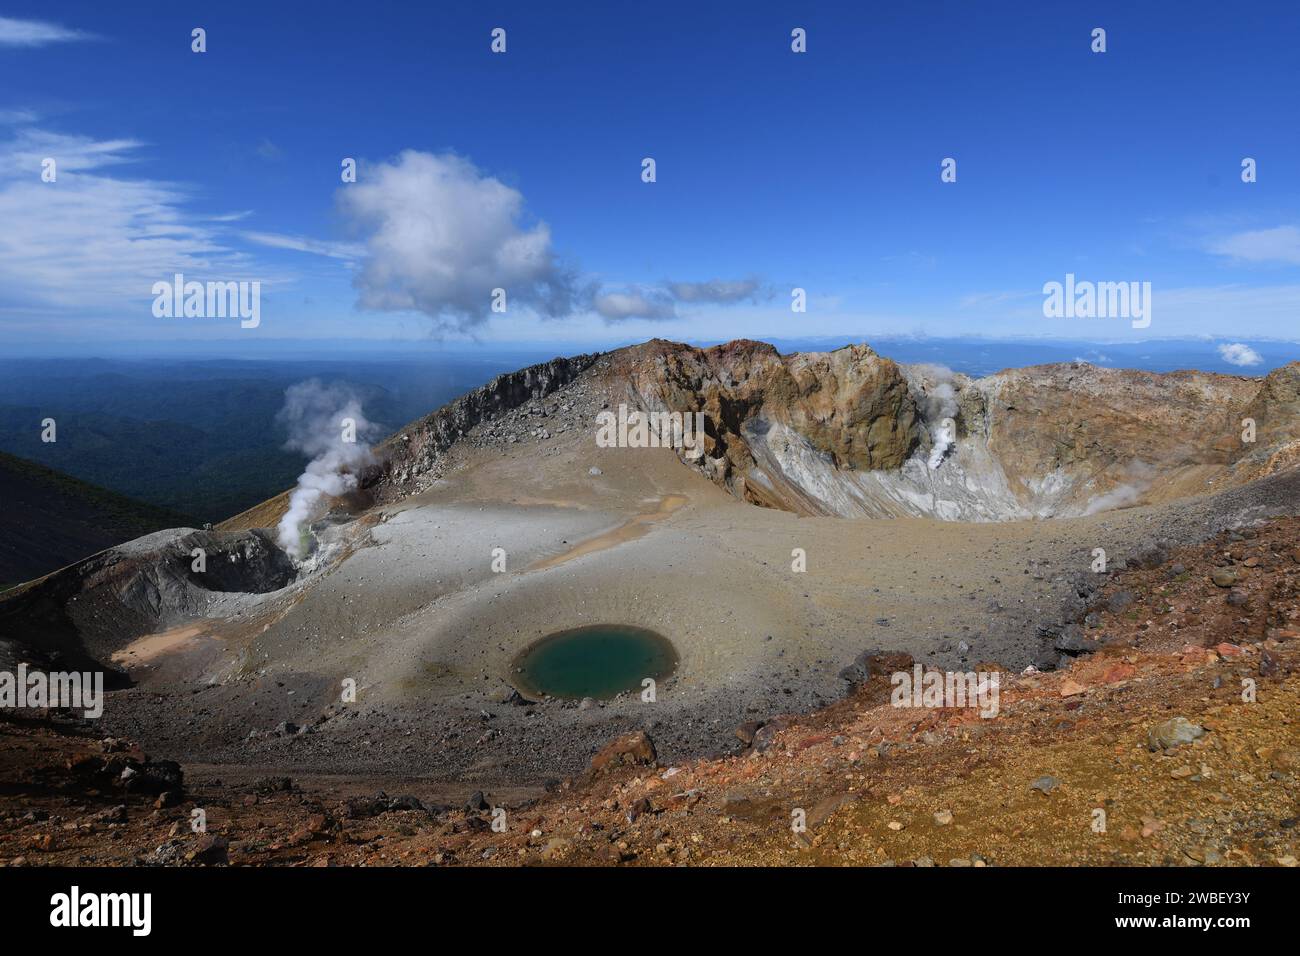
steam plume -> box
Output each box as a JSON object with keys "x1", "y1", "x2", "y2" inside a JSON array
[
  {"x1": 275, "y1": 380, "x2": 377, "y2": 558},
  {"x1": 916, "y1": 365, "x2": 959, "y2": 470},
  {"x1": 1081, "y1": 460, "x2": 1156, "y2": 516}
]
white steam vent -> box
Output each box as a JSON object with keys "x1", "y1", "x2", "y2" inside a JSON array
[
  {"x1": 275, "y1": 380, "x2": 379, "y2": 559},
  {"x1": 913, "y1": 365, "x2": 959, "y2": 470}
]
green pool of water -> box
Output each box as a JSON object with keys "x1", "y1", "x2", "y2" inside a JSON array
[{"x1": 513, "y1": 624, "x2": 677, "y2": 700}]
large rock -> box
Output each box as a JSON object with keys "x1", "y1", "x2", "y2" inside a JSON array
[
  {"x1": 1053, "y1": 624, "x2": 1099, "y2": 655},
  {"x1": 839, "y1": 649, "x2": 915, "y2": 687},
  {"x1": 1147, "y1": 717, "x2": 1204, "y2": 752},
  {"x1": 589, "y1": 731, "x2": 657, "y2": 773},
  {"x1": 1211, "y1": 568, "x2": 1238, "y2": 588},
  {"x1": 184, "y1": 834, "x2": 228, "y2": 865}
]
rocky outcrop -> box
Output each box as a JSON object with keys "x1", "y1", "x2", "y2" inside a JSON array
[
  {"x1": 368, "y1": 352, "x2": 600, "y2": 493},
  {"x1": 609, "y1": 339, "x2": 921, "y2": 510},
  {"x1": 588, "y1": 731, "x2": 657, "y2": 774},
  {"x1": 976, "y1": 364, "x2": 1258, "y2": 514},
  {"x1": 1237, "y1": 362, "x2": 1300, "y2": 480},
  {"x1": 595, "y1": 345, "x2": 1296, "y2": 520}
]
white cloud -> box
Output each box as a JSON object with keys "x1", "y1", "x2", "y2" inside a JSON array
[
  {"x1": 666, "y1": 278, "x2": 761, "y2": 304},
  {"x1": 1209, "y1": 226, "x2": 1300, "y2": 266},
  {"x1": 243, "y1": 230, "x2": 363, "y2": 260},
  {"x1": 593, "y1": 287, "x2": 676, "y2": 321},
  {"x1": 592, "y1": 277, "x2": 764, "y2": 321},
  {"x1": 0, "y1": 16, "x2": 96, "y2": 47},
  {"x1": 1217, "y1": 342, "x2": 1263, "y2": 367},
  {"x1": 337, "y1": 150, "x2": 576, "y2": 333},
  {"x1": 0, "y1": 128, "x2": 260, "y2": 313},
  {"x1": 3, "y1": 128, "x2": 141, "y2": 173}
]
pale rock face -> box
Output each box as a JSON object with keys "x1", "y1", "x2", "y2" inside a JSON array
[
  {"x1": 611, "y1": 339, "x2": 922, "y2": 510},
  {"x1": 600, "y1": 344, "x2": 1300, "y2": 522}
]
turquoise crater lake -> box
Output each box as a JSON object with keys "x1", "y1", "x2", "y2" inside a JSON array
[{"x1": 512, "y1": 624, "x2": 678, "y2": 700}]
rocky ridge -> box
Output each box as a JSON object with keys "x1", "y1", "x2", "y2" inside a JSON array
[{"x1": 359, "y1": 339, "x2": 1300, "y2": 523}]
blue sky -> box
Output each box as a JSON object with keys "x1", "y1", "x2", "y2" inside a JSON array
[{"x1": 1, "y1": 1, "x2": 1299, "y2": 357}]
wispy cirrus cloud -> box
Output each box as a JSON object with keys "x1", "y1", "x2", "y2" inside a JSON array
[
  {"x1": 958, "y1": 289, "x2": 1037, "y2": 310},
  {"x1": 243, "y1": 230, "x2": 364, "y2": 261},
  {"x1": 0, "y1": 108, "x2": 40, "y2": 125},
  {"x1": 1208, "y1": 225, "x2": 1300, "y2": 266},
  {"x1": 0, "y1": 15, "x2": 98, "y2": 47},
  {"x1": 0, "y1": 128, "x2": 262, "y2": 312}
]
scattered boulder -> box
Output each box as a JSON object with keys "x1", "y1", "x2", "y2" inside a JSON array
[
  {"x1": 1147, "y1": 717, "x2": 1204, "y2": 752},
  {"x1": 1211, "y1": 568, "x2": 1238, "y2": 588},
  {"x1": 184, "y1": 834, "x2": 228, "y2": 865},
  {"x1": 839, "y1": 649, "x2": 914, "y2": 687},
  {"x1": 541, "y1": 837, "x2": 573, "y2": 861},
  {"x1": 92, "y1": 805, "x2": 127, "y2": 824},
  {"x1": 589, "y1": 731, "x2": 656, "y2": 773},
  {"x1": 1106, "y1": 591, "x2": 1136, "y2": 612},
  {"x1": 1030, "y1": 775, "x2": 1060, "y2": 794},
  {"x1": 121, "y1": 759, "x2": 183, "y2": 797},
  {"x1": 734, "y1": 720, "x2": 765, "y2": 746},
  {"x1": 752, "y1": 718, "x2": 794, "y2": 753},
  {"x1": 1130, "y1": 544, "x2": 1169, "y2": 569},
  {"x1": 1053, "y1": 624, "x2": 1099, "y2": 655}
]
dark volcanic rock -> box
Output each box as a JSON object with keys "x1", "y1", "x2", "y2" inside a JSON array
[{"x1": 839, "y1": 649, "x2": 915, "y2": 687}]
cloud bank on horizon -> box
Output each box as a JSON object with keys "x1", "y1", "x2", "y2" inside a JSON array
[{"x1": 1, "y1": 4, "x2": 1298, "y2": 349}]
